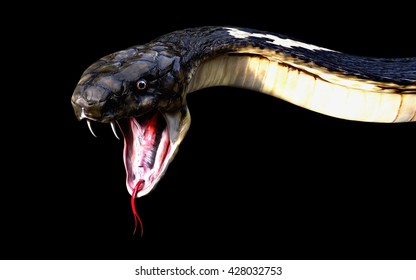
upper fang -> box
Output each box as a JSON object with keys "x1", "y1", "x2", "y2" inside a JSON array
[
  {"x1": 111, "y1": 121, "x2": 120, "y2": 140},
  {"x1": 87, "y1": 120, "x2": 97, "y2": 137}
]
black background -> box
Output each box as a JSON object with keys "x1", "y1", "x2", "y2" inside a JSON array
[{"x1": 2, "y1": 3, "x2": 415, "y2": 260}]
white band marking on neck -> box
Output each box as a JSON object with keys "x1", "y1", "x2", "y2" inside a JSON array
[{"x1": 226, "y1": 27, "x2": 336, "y2": 52}]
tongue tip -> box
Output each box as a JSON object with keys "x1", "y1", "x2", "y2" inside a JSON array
[{"x1": 131, "y1": 179, "x2": 145, "y2": 236}]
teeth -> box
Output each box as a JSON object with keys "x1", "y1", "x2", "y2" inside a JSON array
[
  {"x1": 86, "y1": 120, "x2": 97, "y2": 137},
  {"x1": 86, "y1": 120, "x2": 120, "y2": 139},
  {"x1": 110, "y1": 121, "x2": 120, "y2": 140}
]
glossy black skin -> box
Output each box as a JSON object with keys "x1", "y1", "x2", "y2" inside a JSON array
[
  {"x1": 71, "y1": 44, "x2": 185, "y2": 123},
  {"x1": 72, "y1": 26, "x2": 416, "y2": 123}
]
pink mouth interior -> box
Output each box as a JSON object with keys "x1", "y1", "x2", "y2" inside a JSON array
[{"x1": 118, "y1": 111, "x2": 170, "y2": 196}]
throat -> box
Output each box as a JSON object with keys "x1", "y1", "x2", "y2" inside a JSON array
[{"x1": 137, "y1": 112, "x2": 165, "y2": 169}]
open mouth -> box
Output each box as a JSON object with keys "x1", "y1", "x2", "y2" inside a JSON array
[
  {"x1": 75, "y1": 102, "x2": 189, "y2": 200},
  {"x1": 78, "y1": 107, "x2": 188, "y2": 236},
  {"x1": 117, "y1": 110, "x2": 171, "y2": 198}
]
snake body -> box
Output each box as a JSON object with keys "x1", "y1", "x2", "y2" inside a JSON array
[{"x1": 71, "y1": 26, "x2": 416, "y2": 200}]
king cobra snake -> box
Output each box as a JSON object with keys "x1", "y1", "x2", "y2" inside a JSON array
[{"x1": 71, "y1": 26, "x2": 416, "y2": 233}]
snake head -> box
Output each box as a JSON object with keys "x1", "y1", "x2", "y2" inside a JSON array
[{"x1": 71, "y1": 46, "x2": 190, "y2": 198}]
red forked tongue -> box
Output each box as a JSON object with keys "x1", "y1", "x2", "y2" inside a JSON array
[{"x1": 131, "y1": 179, "x2": 145, "y2": 236}]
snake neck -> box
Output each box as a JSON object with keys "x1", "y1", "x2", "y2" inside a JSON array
[{"x1": 152, "y1": 26, "x2": 416, "y2": 123}]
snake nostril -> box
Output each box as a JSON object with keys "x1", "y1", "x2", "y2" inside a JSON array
[{"x1": 71, "y1": 96, "x2": 104, "y2": 121}]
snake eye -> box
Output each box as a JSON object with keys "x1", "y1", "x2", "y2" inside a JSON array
[{"x1": 136, "y1": 78, "x2": 147, "y2": 91}]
